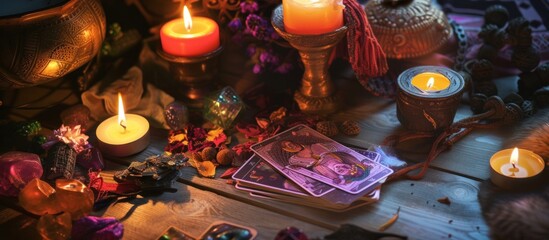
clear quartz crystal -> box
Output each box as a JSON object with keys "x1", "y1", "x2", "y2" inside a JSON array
[{"x1": 203, "y1": 87, "x2": 243, "y2": 129}]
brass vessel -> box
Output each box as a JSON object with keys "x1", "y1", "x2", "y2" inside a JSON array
[
  {"x1": 271, "y1": 6, "x2": 348, "y2": 115},
  {"x1": 364, "y1": 0, "x2": 452, "y2": 59},
  {"x1": 0, "y1": 0, "x2": 106, "y2": 89}
]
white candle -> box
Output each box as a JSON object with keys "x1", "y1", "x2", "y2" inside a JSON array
[
  {"x1": 489, "y1": 147, "x2": 545, "y2": 189},
  {"x1": 96, "y1": 93, "x2": 150, "y2": 157}
]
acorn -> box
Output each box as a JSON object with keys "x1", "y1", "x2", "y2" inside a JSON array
[
  {"x1": 216, "y1": 148, "x2": 237, "y2": 166},
  {"x1": 201, "y1": 147, "x2": 217, "y2": 161},
  {"x1": 316, "y1": 121, "x2": 338, "y2": 137},
  {"x1": 340, "y1": 120, "x2": 361, "y2": 136}
]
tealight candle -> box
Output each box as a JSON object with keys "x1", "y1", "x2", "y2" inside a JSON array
[
  {"x1": 490, "y1": 147, "x2": 545, "y2": 189},
  {"x1": 411, "y1": 72, "x2": 451, "y2": 93},
  {"x1": 96, "y1": 93, "x2": 150, "y2": 157},
  {"x1": 396, "y1": 66, "x2": 465, "y2": 132},
  {"x1": 282, "y1": 0, "x2": 344, "y2": 35},
  {"x1": 160, "y1": 6, "x2": 220, "y2": 57}
]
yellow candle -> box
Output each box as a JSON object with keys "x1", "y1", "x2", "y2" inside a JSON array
[
  {"x1": 96, "y1": 93, "x2": 150, "y2": 157},
  {"x1": 490, "y1": 148, "x2": 544, "y2": 178},
  {"x1": 283, "y1": 0, "x2": 344, "y2": 35},
  {"x1": 411, "y1": 72, "x2": 451, "y2": 92}
]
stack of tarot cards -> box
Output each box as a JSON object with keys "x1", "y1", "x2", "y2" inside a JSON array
[{"x1": 232, "y1": 125, "x2": 394, "y2": 212}]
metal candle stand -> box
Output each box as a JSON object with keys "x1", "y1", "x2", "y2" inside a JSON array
[
  {"x1": 271, "y1": 6, "x2": 348, "y2": 115},
  {"x1": 157, "y1": 46, "x2": 223, "y2": 109},
  {"x1": 396, "y1": 66, "x2": 465, "y2": 132}
]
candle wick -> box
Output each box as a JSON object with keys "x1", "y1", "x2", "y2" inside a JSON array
[
  {"x1": 120, "y1": 120, "x2": 127, "y2": 131},
  {"x1": 512, "y1": 163, "x2": 516, "y2": 169}
]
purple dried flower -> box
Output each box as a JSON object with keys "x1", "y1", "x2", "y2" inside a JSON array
[
  {"x1": 228, "y1": 18, "x2": 242, "y2": 32},
  {"x1": 240, "y1": 1, "x2": 259, "y2": 14},
  {"x1": 246, "y1": 14, "x2": 267, "y2": 32},
  {"x1": 246, "y1": 45, "x2": 257, "y2": 56},
  {"x1": 275, "y1": 63, "x2": 293, "y2": 74},
  {"x1": 253, "y1": 64, "x2": 262, "y2": 74},
  {"x1": 259, "y1": 51, "x2": 279, "y2": 65}
]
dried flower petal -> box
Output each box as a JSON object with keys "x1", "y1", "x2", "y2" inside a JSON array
[
  {"x1": 256, "y1": 117, "x2": 270, "y2": 129},
  {"x1": 269, "y1": 107, "x2": 287, "y2": 123},
  {"x1": 437, "y1": 197, "x2": 451, "y2": 205},
  {"x1": 43, "y1": 125, "x2": 90, "y2": 153},
  {"x1": 220, "y1": 167, "x2": 239, "y2": 179},
  {"x1": 378, "y1": 207, "x2": 400, "y2": 231}
]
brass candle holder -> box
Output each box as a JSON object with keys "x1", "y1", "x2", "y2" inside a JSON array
[
  {"x1": 396, "y1": 66, "x2": 465, "y2": 132},
  {"x1": 271, "y1": 6, "x2": 348, "y2": 115},
  {"x1": 157, "y1": 46, "x2": 223, "y2": 109}
]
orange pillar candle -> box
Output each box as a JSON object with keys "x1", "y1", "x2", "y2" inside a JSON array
[
  {"x1": 160, "y1": 6, "x2": 220, "y2": 57},
  {"x1": 283, "y1": 0, "x2": 344, "y2": 35},
  {"x1": 411, "y1": 72, "x2": 451, "y2": 93}
]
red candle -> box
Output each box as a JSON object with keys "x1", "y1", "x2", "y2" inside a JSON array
[{"x1": 160, "y1": 6, "x2": 220, "y2": 57}]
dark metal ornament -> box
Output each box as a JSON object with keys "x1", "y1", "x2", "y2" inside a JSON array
[{"x1": 44, "y1": 143, "x2": 77, "y2": 180}]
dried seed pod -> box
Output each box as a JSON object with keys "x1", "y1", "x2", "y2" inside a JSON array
[
  {"x1": 512, "y1": 46, "x2": 540, "y2": 72},
  {"x1": 190, "y1": 151, "x2": 203, "y2": 162},
  {"x1": 503, "y1": 92, "x2": 524, "y2": 105},
  {"x1": 340, "y1": 120, "x2": 361, "y2": 136},
  {"x1": 470, "y1": 93, "x2": 488, "y2": 114},
  {"x1": 473, "y1": 81, "x2": 498, "y2": 97},
  {"x1": 316, "y1": 121, "x2": 338, "y2": 137},
  {"x1": 216, "y1": 148, "x2": 236, "y2": 166},
  {"x1": 484, "y1": 5, "x2": 509, "y2": 28},
  {"x1": 470, "y1": 59, "x2": 494, "y2": 82},
  {"x1": 506, "y1": 17, "x2": 532, "y2": 47},
  {"x1": 521, "y1": 100, "x2": 536, "y2": 117},
  {"x1": 201, "y1": 147, "x2": 217, "y2": 161}
]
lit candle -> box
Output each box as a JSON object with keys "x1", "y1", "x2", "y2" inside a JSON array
[
  {"x1": 490, "y1": 147, "x2": 545, "y2": 189},
  {"x1": 160, "y1": 6, "x2": 220, "y2": 57},
  {"x1": 283, "y1": 0, "x2": 344, "y2": 35},
  {"x1": 96, "y1": 93, "x2": 150, "y2": 157},
  {"x1": 411, "y1": 72, "x2": 451, "y2": 93}
]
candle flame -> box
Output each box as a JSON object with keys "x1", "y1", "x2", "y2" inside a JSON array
[
  {"x1": 426, "y1": 77, "x2": 435, "y2": 89},
  {"x1": 183, "y1": 6, "x2": 192, "y2": 32},
  {"x1": 510, "y1": 147, "x2": 519, "y2": 166},
  {"x1": 118, "y1": 92, "x2": 127, "y2": 131}
]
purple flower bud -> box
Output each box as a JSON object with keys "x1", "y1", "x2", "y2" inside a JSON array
[
  {"x1": 228, "y1": 18, "x2": 242, "y2": 32},
  {"x1": 246, "y1": 45, "x2": 257, "y2": 56},
  {"x1": 240, "y1": 1, "x2": 259, "y2": 14},
  {"x1": 253, "y1": 64, "x2": 262, "y2": 74},
  {"x1": 275, "y1": 63, "x2": 293, "y2": 74}
]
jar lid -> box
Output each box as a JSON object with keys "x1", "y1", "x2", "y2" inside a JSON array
[{"x1": 364, "y1": 0, "x2": 453, "y2": 59}]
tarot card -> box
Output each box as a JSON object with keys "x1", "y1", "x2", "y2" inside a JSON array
[
  {"x1": 251, "y1": 125, "x2": 393, "y2": 194},
  {"x1": 248, "y1": 190, "x2": 379, "y2": 212},
  {"x1": 233, "y1": 154, "x2": 381, "y2": 205}
]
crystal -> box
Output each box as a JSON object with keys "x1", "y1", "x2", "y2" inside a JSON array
[
  {"x1": 164, "y1": 101, "x2": 189, "y2": 130},
  {"x1": 0, "y1": 151, "x2": 43, "y2": 197},
  {"x1": 37, "y1": 212, "x2": 72, "y2": 240},
  {"x1": 76, "y1": 147, "x2": 105, "y2": 170},
  {"x1": 60, "y1": 104, "x2": 92, "y2": 132},
  {"x1": 202, "y1": 223, "x2": 253, "y2": 240},
  {"x1": 203, "y1": 86, "x2": 243, "y2": 129},
  {"x1": 55, "y1": 179, "x2": 95, "y2": 220},
  {"x1": 18, "y1": 178, "x2": 61, "y2": 216},
  {"x1": 72, "y1": 216, "x2": 124, "y2": 240}
]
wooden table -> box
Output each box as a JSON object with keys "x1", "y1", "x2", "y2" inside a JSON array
[{"x1": 0, "y1": 74, "x2": 510, "y2": 239}]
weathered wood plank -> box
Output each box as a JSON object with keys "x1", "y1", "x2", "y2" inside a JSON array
[
  {"x1": 90, "y1": 163, "x2": 332, "y2": 240},
  {"x1": 331, "y1": 96, "x2": 511, "y2": 181},
  {"x1": 177, "y1": 166, "x2": 489, "y2": 240}
]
